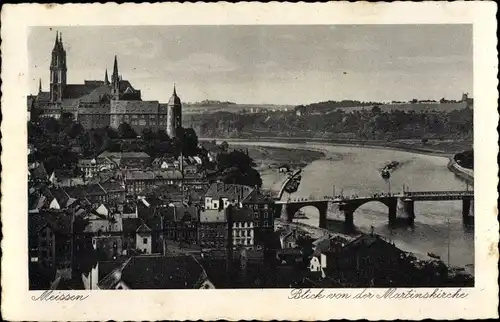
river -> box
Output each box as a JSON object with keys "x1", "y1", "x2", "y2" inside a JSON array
[{"x1": 223, "y1": 140, "x2": 474, "y2": 272}]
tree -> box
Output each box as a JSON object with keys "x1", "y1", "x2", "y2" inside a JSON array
[
  {"x1": 220, "y1": 141, "x2": 229, "y2": 153},
  {"x1": 180, "y1": 127, "x2": 199, "y2": 156},
  {"x1": 216, "y1": 150, "x2": 262, "y2": 187},
  {"x1": 65, "y1": 122, "x2": 85, "y2": 139},
  {"x1": 371, "y1": 105, "x2": 382, "y2": 114},
  {"x1": 118, "y1": 122, "x2": 137, "y2": 139},
  {"x1": 142, "y1": 128, "x2": 155, "y2": 142}
]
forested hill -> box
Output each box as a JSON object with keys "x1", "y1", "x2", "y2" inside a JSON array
[{"x1": 184, "y1": 106, "x2": 473, "y2": 142}]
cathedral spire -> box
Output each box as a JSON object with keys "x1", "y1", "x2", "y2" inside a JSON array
[
  {"x1": 105, "y1": 68, "x2": 110, "y2": 85},
  {"x1": 59, "y1": 32, "x2": 64, "y2": 49},
  {"x1": 173, "y1": 83, "x2": 177, "y2": 96},
  {"x1": 39, "y1": 78, "x2": 42, "y2": 93},
  {"x1": 112, "y1": 55, "x2": 119, "y2": 83},
  {"x1": 54, "y1": 31, "x2": 59, "y2": 48}
]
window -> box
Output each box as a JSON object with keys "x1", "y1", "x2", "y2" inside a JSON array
[{"x1": 143, "y1": 238, "x2": 148, "y2": 244}]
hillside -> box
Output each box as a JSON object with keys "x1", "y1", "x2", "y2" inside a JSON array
[
  {"x1": 183, "y1": 103, "x2": 293, "y2": 114},
  {"x1": 335, "y1": 102, "x2": 469, "y2": 113}
]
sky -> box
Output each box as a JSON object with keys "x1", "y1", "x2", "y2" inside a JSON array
[{"x1": 28, "y1": 25, "x2": 472, "y2": 105}]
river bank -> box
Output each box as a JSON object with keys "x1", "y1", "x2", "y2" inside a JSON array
[
  {"x1": 201, "y1": 136, "x2": 472, "y2": 158},
  {"x1": 447, "y1": 157, "x2": 474, "y2": 185}
]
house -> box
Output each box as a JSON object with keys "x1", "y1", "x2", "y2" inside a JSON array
[
  {"x1": 279, "y1": 229, "x2": 299, "y2": 249},
  {"x1": 152, "y1": 157, "x2": 176, "y2": 170},
  {"x1": 77, "y1": 158, "x2": 99, "y2": 179},
  {"x1": 309, "y1": 253, "x2": 329, "y2": 278},
  {"x1": 199, "y1": 207, "x2": 233, "y2": 250},
  {"x1": 203, "y1": 182, "x2": 255, "y2": 211},
  {"x1": 135, "y1": 222, "x2": 153, "y2": 254},
  {"x1": 182, "y1": 172, "x2": 209, "y2": 191},
  {"x1": 29, "y1": 162, "x2": 49, "y2": 182},
  {"x1": 122, "y1": 217, "x2": 141, "y2": 253},
  {"x1": 120, "y1": 202, "x2": 138, "y2": 218},
  {"x1": 92, "y1": 235, "x2": 124, "y2": 260},
  {"x1": 154, "y1": 204, "x2": 199, "y2": 246},
  {"x1": 31, "y1": 210, "x2": 74, "y2": 280},
  {"x1": 97, "y1": 151, "x2": 151, "y2": 169},
  {"x1": 203, "y1": 183, "x2": 274, "y2": 248},
  {"x1": 240, "y1": 191, "x2": 275, "y2": 247},
  {"x1": 84, "y1": 183, "x2": 108, "y2": 205},
  {"x1": 137, "y1": 184, "x2": 184, "y2": 204},
  {"x1": 97, "y1": 255, "x2": 215, "y2": 290},
  {"x1": 323, "y1": 233, "x2": 412, "y2": 287},
  {"x1": 123, "y1": 170, "x2": 156, "y2": 195},
  {"x1": 49, "y1": 169, "x2": 84, "y2": 187},
  {"x1": 84, "y1": 210, "x2": 113, "y2": 234},
  {"x1": 99, "y1": 181, "x2": 126, "y2": 203},
  {"x1": 276, "y1": 248, "x2": 304, "y2": 265},
  {"x1": 231, "y1": 207, "x2": 255, "y2": 249}
]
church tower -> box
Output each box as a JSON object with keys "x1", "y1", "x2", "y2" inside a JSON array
[
  {"x1": 166, "y1": 84, "x2": 182, "y2": 138},
  {"x1": 111, "y1": 55, "x2": 120, "y2": 100},
  {"x1": 104, "y1": 68, "x2": 110, "y2": 85},
  {"x1": 49, "y1": 31, "x2": 67, "y2": 102}
]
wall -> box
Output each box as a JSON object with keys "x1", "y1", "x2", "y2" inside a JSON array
[{"x1": 136, "y1": 232, "x2": 152, "y2": 254}]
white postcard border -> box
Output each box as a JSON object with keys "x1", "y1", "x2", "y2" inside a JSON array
[{"x1": 1, "y1": 2, "x2": 498, "y2": 321}]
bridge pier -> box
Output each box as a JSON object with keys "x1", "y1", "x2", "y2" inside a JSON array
[
  {"x1": 344, "y1": 209, "x2": 354, "y2": 233},
  {"x1": 388, "y1": 201, "x2": 397, "y2": 227},
  {"x1": 462, "y1": 198, "x2": 474, "y2": 225},
  {"x1": 395, "y1": 198, "x2": 415, "y2": 227}
]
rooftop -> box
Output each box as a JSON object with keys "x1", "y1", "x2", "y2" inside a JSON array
[
  {"x1": 205, "y1": 183, "x2": 255, "y2": 202},
  {"x1": 100, "y1": 255, "x2": 208, "y2": 289}
]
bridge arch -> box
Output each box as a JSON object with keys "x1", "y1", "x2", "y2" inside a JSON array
[{"x1": 277, "y1": 200, "x2": 330, "y2": 228}]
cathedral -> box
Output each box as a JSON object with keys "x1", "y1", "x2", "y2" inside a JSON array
[{"x1": 28, "y1": 32, "x2": 182, "y2": 138}]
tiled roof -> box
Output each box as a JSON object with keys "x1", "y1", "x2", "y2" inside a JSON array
[
  {"x1": 205, "y1": 183, "x2": 255, "y2": 202},
  {"x1": 42, "y1": 210, "x2": 73, "y2": 234},
  {"x1": 119, "y1": 255, "x2": 206, "y2": 289},
  {"x1": 123, "y1": 170, "x2": 156, "y2": 181},
  {"x1": 98, "y1": 151, "x2": 151, "y2": 159},
  {"x1": 154, "y1": 205, "x2": 199, "y2": 222},
  {"x1": 85, "y1": 183, "x2": 106, "y2": 195},
  {"x1": 122, "y1": 218, "x2": 141, "y2": 234},
  {"x1": 154, "y1": 170, "x2": 183, "y2": 180},
  {"x1": 136, "y1": 223, "x2": 152, "y2": 234},
  {"x1": 64, "y1": 186, "x2": 89, "y2": 199},
  {"x1": 36, "y1": 91, "x2": 51, "y2": 102},
  {"x1": 30, "y1": 163, "x2": 48, "y2": 180},
  {"x1": 79, "y1": 85, "x2": 112, "y2": 103},
  {"x1": 242, "y1": 190, "x2": 274, "y2": 204},
  {"x1": 63, "y1": 84, "x2": 101, "y2": 99},
  {"x1": 100, "y1": 181, "x2": 125, "y2": 193},
  {"x1": 49, "y1": 187, "x2": 70, "y2": 207}
]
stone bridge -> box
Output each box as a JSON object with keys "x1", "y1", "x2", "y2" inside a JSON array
[{"x1": 273, "y1": 191, "x2": 474, "y2": 232}]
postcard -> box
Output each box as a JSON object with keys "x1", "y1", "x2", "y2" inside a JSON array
[{"x1": 1, "y1": 2, "x2": 498, "y2": 321}]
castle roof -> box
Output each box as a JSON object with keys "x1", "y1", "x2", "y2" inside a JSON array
[
  {"x1": 168, "y1": 85, "x2": 181, "y2": 106},
  {"x1": 63, "y1": 84, "x2": 102, "y2": 99}
]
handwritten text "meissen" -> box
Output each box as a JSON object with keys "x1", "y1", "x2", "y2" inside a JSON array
[{"x1": 32, "y1": 290, "x2": 89, "y2": 301}]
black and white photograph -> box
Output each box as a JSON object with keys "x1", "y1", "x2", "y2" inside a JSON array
[
  {"x1": 1, "y1": 2, "x2": 498, "y2": 321},
  {"x1": 26, "y1": 24, "x2": 475, "y2": 290}
]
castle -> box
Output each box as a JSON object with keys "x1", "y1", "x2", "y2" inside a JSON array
[{"x1": 28, "y1": 32, "x2": 182, "y2": 138}]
